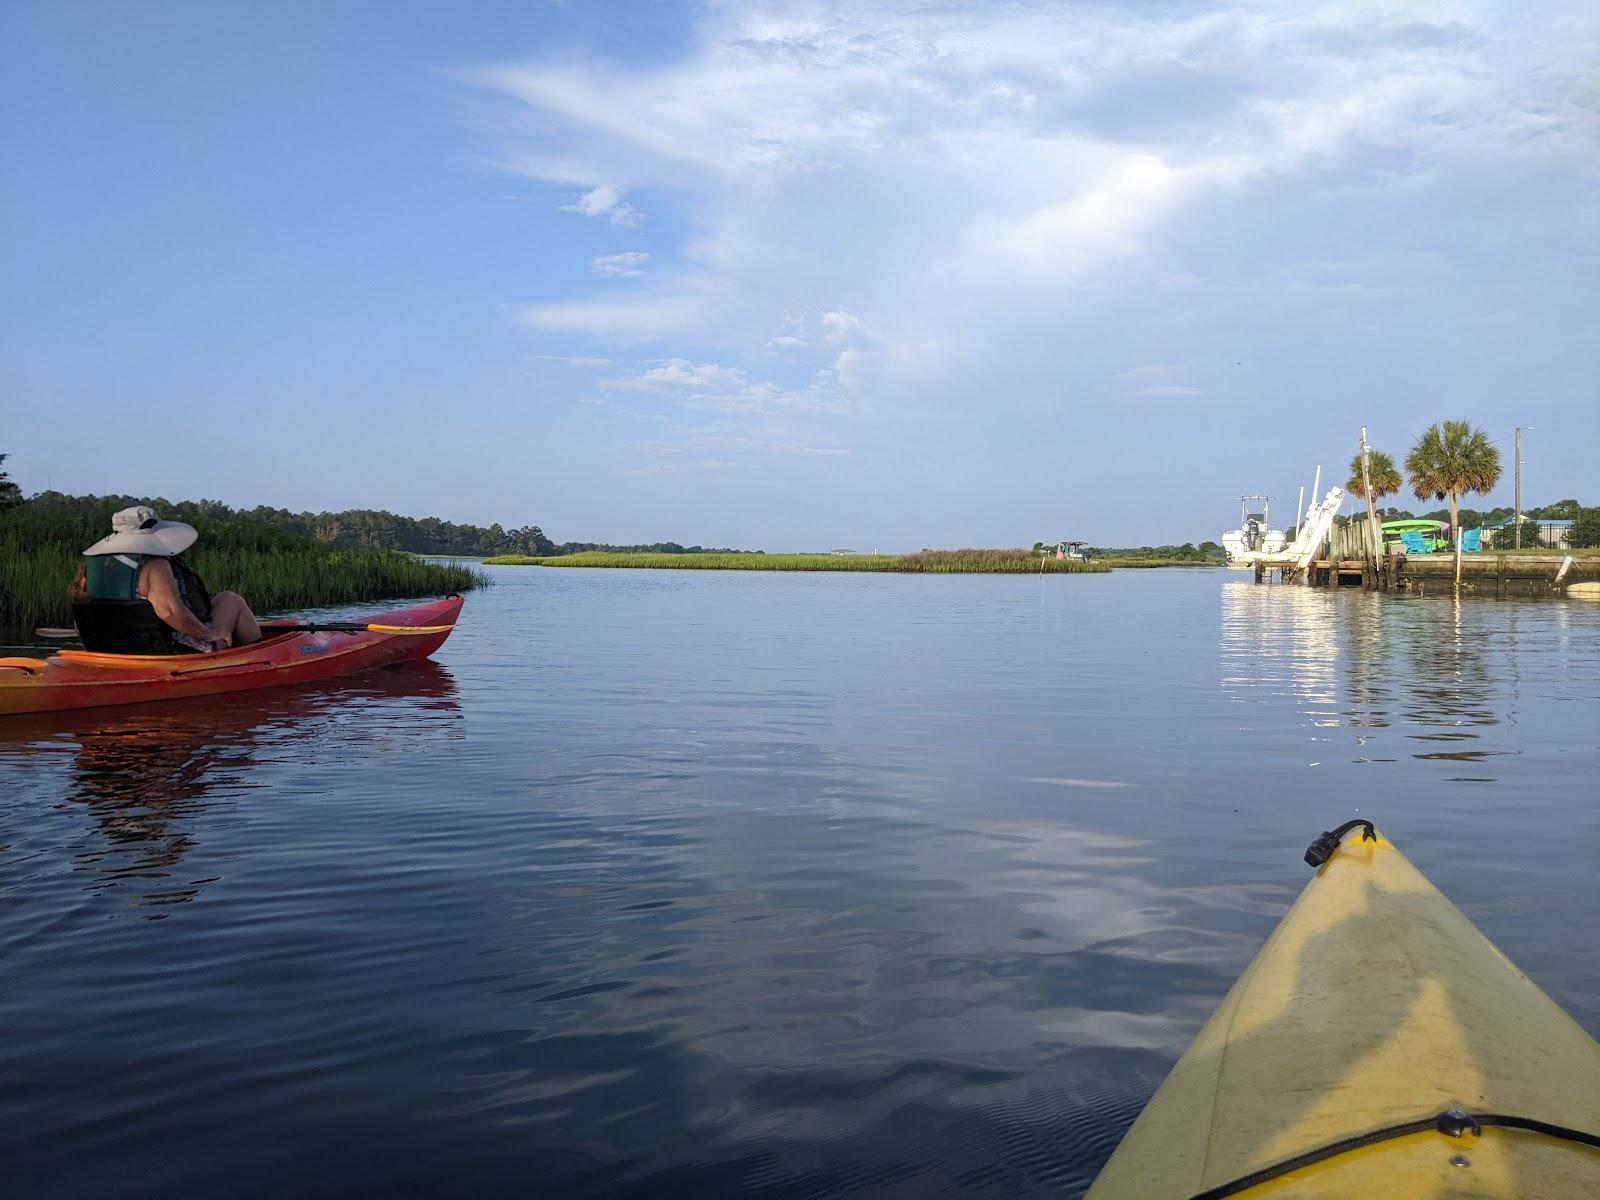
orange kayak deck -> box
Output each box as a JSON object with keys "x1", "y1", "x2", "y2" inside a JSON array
[{"x1": 0, "y1": 595, "x2": 463, "y2": 716}]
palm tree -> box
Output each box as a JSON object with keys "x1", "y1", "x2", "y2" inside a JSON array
[
  {"x1": 1345, "y1": 449, "x2": 1401, "y2": 504},
  {"x1": 1404, "y1": 420, "x2": 1501, "y2": 587},
  {"x1": 1346, "y1": 447, "x2": 1402, "y2": 563}
]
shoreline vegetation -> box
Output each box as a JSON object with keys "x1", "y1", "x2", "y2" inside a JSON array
[
  {"x1": 484, "y1": 549, "x2": 1128, "y2": 572},
  {"x1": 1, "y1": 492, "x2": 486, "y2": 634}
]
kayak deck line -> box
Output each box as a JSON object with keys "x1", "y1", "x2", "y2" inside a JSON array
[
  {"x1": 52, "y1": 626, "x2": 455, "y2": 668},
  {"x1": 1187, "y1": 1108, "x2": 1600, "y2": 1200},
  {"x1": 159, "y1": 658, "x2": 275, "y2": 677},
  {"x1": 258, "y1": 622, "x2": 457, "y2": 636},
  {"x1": 1087, "y1": 820, "x2": 1600, "y2": 1199}
]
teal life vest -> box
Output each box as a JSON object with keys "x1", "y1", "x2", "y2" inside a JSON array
[
  {"x1": 84, "y1": 552, "x2": 212, "y2": 620},
  {"x1": 76, "y1": 553, "x2": 214, "y2": 653}
]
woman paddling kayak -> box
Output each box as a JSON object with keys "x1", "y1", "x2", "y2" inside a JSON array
[
  {"x1": 0, "y1": 595, "x2": 462, "y2": 715},
  {"x1": 70, "y1": 505, "x2": 262, "y2": 652}
]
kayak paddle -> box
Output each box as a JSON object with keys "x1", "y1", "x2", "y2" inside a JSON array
[
  {"x1": 258, "y1": 622, "x2": 456, "y2": 635},
  {"x1": 35, "y1": 622, "x2": 455, "y2": 639}
]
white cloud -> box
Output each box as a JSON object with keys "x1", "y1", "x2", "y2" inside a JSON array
[
  {"x1": 536, "y1": 354, "x2": 612, "y2": 368},
  {"x1": 591, "y1": 252, "x2": 650, "y2": 278},
  {"x1": 1126, "y1": 385, "x2": 1204, "y2": 398},
  {"x1": 519, "y1": 295, "x2": 708, "y2": 337},
  {"x1": 559, "y1": 183, "x2": 642, "y2": 227},
  {"x1": 599, "y1": 356, "x2": 847, "y2": 418},
  {"x1": 473, "y1": 2, "x2": 1594, "y2": 319},
  {"x1": 603, "y1": 358, "x2": 748, "y2": 394},
  {"x1": 821, "y1": 310, "x2": 868, "y2": 343},
  {"x1": 465, "y1": 0, "x2": 1598, "y2": 503},
  {"x1": 1113, "y1": 364, "x2": 1204, "y2": 398}
]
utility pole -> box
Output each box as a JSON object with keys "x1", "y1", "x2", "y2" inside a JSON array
[
  {"x1": 1514, "y1": 427, "x2": 1527, "y2": 550},
  {"x1": 1359, "y1": 428, "x2": 1380, "y2": 580}
]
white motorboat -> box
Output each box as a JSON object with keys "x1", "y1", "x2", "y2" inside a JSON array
[{"x1": 1222, "y1": 495, "x2": 1287, "y2": 567}]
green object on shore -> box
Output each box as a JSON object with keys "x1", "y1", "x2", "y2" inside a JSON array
[
  {"x1": 483, "y1": 549, "x2": 1112, "y2": 573},
  {"x1": 1381, "y1": 518, "x2": 1450, "y2": 553}
]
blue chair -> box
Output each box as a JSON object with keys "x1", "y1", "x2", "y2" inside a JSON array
[
  {"x1": 1400, "y1": 530, "x2": 1431, "y2": 554},
  {"x1": 1460, "y1": 528, "x2": 1482, "y2": 553}
]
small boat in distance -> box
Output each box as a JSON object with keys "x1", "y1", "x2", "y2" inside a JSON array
[{"x1": 1221, "y1": 495, "x2": 1287, "y2": 568}]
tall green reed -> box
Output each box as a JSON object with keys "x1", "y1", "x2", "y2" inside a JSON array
[{"x1": 1, "y1": 505, "x2": 484, "y2": 631}]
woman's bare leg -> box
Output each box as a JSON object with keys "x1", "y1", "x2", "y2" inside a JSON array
[{"x1": 210, "y1": 591, "x2": 262, "y2": 645}]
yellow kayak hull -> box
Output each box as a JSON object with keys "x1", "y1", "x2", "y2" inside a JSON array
[{"x1": 1087, "y1": 830, "x2": 1600, "y2": 1199}]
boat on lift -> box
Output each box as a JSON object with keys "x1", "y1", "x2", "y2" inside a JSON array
[{"x1": 1222, "y1": 495, "x2": 1288, "y2": 568}]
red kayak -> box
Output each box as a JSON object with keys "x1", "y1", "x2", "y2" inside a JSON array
[{"x1": 0, "y1": 595, "x2": 462, "y2": 716}]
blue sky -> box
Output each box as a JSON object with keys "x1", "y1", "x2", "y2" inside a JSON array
[{"x1": 3, "y1": 1, "x2": 1595, "y2": 549}]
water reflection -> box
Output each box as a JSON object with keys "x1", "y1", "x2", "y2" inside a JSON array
[
  {"x1": 1219, "y1": 580, "x2": 1341, "y2": 725},
  {"x1": 0, "y1": 662, "x2": 460, "y2": 913},
  {"x1": 1382, "y1": 596, "x2": 1500, "y2": 773},
  {"x1": 1219, "y1": 580, "x2": 1534, "y2": 777}
]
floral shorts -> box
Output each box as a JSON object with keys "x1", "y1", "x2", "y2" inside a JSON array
[{"x1": 172, "y1": 632, "x2": 226, "y2": 654}]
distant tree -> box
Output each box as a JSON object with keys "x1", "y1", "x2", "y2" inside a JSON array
[
  {"x1": 1345, "y1": 449, "x2": 1402, "y2": 509},
  {"x1": 1423, "y1": 507, "x2": 1495, "y2": 530},
  {"x1": 1405, "y1": 420, "x2": 1502, "y2": 587},
  {"x1": 1538, "y1": 498, "x2": 1582, "y2": 520},
  {"x1": 0, "y1": 453, "x2": 20, "y2": 510},
  {"x1": 1571, "y1": 508, "x2": 1600, "y2": 549}
]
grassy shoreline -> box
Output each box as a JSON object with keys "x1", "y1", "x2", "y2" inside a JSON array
[{"x1": 482, "y1": 549, "x2": 1113, "y2": 573}]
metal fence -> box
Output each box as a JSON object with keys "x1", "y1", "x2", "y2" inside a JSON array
[{"x1": 1481, "y1": 520, "x2": 1573, "y2": 549}]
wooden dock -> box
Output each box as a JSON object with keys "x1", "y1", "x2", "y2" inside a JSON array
[
  {"x1": 1305, "y1": 553, "x2": 1600, "y2": 596},
  {"x1": 1252, "y1": 521, "x2": 1599, "y2": 595}
]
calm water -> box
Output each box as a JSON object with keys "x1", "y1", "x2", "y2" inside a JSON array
[{"x1": 3, "y1": 567, "x2": 1597, "y2": 1197}]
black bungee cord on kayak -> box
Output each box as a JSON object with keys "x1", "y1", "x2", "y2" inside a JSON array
[
  {"x1": 1302, "y1": 818, "x2": 1376, "y2": 868},
  {"x1": 1186, "y1": 1108, "x2": 1600, "y2": 1200}
]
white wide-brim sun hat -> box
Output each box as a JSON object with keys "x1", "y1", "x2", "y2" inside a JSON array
[{"x1": 82, "y1": 505, "x2": 199, "y2": 557}]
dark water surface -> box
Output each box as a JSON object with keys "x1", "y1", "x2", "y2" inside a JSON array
[{"x1": 3, "y1": 567, "x2": 1597, "y2": 1197}]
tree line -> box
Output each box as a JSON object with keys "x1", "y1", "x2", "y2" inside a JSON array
[
  {"x1": 0, "y1": 460, "x2": 750, "y2": 558},
  {"x1": 8, "y1": 490, "x2": 553, "y2": 557}
]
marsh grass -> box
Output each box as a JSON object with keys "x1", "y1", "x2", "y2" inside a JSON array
[
  {"x1": 484, "y1": 549, "x2": 1111, "y2": 574},
  {"x1": 1, "y1": 502, "x2": 485, "y2": 631}
]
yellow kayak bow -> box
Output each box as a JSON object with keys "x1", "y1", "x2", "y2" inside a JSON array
[{"x1": 1087, "y1": 822, "x2": 1600, "y2": 1199}]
